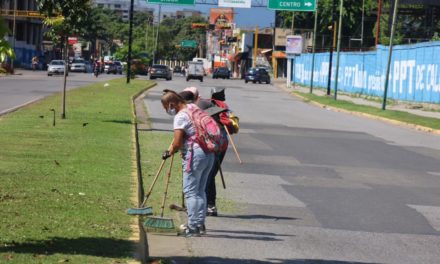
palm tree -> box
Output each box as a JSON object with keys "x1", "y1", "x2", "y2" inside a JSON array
[{"x1": 0, "y1": 17, "x2": 15, "y2": 71}]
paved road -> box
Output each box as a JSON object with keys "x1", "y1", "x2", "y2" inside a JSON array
[
  {"x1": 0, "y1": 70, "x2": 122, "y2": 115},
  {"x1": 144, "y1": 75, "x2": 440, "y2": 264}
]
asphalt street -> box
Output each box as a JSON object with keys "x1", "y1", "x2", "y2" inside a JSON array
[
  {"x1": 0, "y1": 70, "x2": 121, "y2": 115},
  {"x1": 144, "y1": 75, "x2": 440, "y2": 264}
]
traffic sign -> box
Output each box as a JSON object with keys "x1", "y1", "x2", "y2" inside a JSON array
[
  {"x1": 181, "y1": 40, "x2": 197, "y2": 48},
  {"x1": 146, "y1": 0, "x2": 195, "y2": 5},
  {"x1": 267, "y1": 0, "x2": 316, "y2": 11}
]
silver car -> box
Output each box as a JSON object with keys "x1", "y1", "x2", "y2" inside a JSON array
[
  {"x1": 70, "y1": 58, "x2": 87, "y2": 73},
  {"x1": 47, "y1": 60, "x2": 67, "y2": 76}
]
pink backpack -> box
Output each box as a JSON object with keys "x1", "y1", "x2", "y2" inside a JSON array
[{"x1": 185, "y1": 104, "x2": 227, "y2": 153}]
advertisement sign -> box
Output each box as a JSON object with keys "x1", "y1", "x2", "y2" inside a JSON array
[
  {"x1": 147, "y1": 0, "x2": 195, "y2": 5},
  {"x1": 210, "y1": 8, "x2": 234, "y2": 29},
  {"x1": 268, "y1": 0, "x2": 316, "y2": 11},
  {"x1": 286, "y1": 35, "x2": 303, "y2": 54},
  {"x1": 219, "y1": 0, "x2": 251, "y2": 8},
  {"x1": 275, "y1": 28, "x2": 292, "y2": 46},
  {"x1": 68, "y1": 37, "x2": 78, "y2": 45}
]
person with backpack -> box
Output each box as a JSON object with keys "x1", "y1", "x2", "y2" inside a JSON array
[{"x1": 161, "y1": 89, "x2": 219, "y2": 237}]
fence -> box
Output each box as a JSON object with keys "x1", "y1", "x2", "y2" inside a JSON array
[{"x1": 289, "y1": 41, "x2": 440, "y2": 104}]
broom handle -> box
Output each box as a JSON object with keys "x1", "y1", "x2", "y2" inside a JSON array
[
  {"x1": 217, "y1": 156, "x2": 226, "y2": 189},
  {"x1": 140, "y1": 140, "x2": 174, "y2": 208},
  {"x1": 160, "y1": 154, "x2": 174, "y2": 218},
  {"x1": 224, "y1": 125, "x2": 242, "y2": 164},
  {"x1": 140, "y1": 159, "x2": 166, "y2": 207}
]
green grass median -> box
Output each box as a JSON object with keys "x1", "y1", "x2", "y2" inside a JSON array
[
  {"x1": 295, "y1": 91, "x2": 440, "y2": 131},
  {"x1": 0, "y1": 78, "x2": 153, "y2": 263}
]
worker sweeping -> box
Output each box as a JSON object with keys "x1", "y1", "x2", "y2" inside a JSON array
[{"x1": 161, "y1": 89, "x2": 216, "y2": 237}]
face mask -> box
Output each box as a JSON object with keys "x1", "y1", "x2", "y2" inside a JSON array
[{"x1": 166, "y1": 106, "x2": 177, "y2": 116}]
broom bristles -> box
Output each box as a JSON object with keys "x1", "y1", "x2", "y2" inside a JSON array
[
  {"x1": 126, "y1": 206, "x2": 153, "y2": 215},
  {"x1": 144, "y1": 216, "x2": 175, "y2": 229}
]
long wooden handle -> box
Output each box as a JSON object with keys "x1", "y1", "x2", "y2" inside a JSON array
[
  {"x1": 160, "y1": 154, "x2": 174, "y2": 218},
  {"x1": 140, "y1": 159, "x2": 166, "y2": 207},
  {"x1": 217, "y1": 157, "x2": 226, "y2": 189},
  {"x1": 224, "y1": 125, "x2": 243, "y2": 164}
]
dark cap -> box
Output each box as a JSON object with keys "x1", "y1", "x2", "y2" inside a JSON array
[{"x1": 211, "y1": 87, "x2": 226, "y2": 101}]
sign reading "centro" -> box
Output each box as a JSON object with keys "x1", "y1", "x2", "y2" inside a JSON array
[{"x1": 267, "y1": 0, "x2": 316, "y2": 11}]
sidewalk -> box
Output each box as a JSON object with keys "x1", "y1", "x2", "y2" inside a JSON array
[{"x1": 273, "y1": 79, "x2": 440, "y2": 120}]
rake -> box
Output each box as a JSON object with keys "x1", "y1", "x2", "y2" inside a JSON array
[
  {"x1": 144, "y1": 154, "x2": 175, "y2": 229},
  {"x1": 126, "y1": 159, "x2": 167, "y2": 215}
]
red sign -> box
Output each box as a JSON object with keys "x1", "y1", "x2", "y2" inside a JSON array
[{"x1": 68, "y1": 37, "x2": 78, "y2": 45}]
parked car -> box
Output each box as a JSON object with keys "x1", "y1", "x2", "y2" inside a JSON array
[
  {"x1": 186, "y1": 61, "x2": 204, "y2": 82},
  {"x1": 173, "y1": 65, "x2": 182, "y2": 73},
  {"x1": 113, "y1": 61, "x2": 123, "y2": 74},
  {"x1": 70, "y1": 58, "x2": 87, "y2": 73},
  {"x1": 149, "y1": 64, "x2": 172, "y2": 80},
  {"x1": 213, "y1": 67, "x2": 230, "y2": 79},
  {"x1": 104, "y1": 62, "x2": 113, "y2": 73},
  {"x1": 47, "y1": 60, "x2": 67, "y2": 76},
  {"x1": 244, "y1": 68, "x2": 270, "y2": 84}
]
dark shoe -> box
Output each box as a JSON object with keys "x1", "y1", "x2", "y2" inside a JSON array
[
  {"x1": 197, "y1": 224, "x2": 206, "y2": 235},
  {"x1": 178, "y1": 225, "x2": 200, "y2": 237},
  {"x1": 206, "y1": 206, "x2": 218, "y2": 216}
]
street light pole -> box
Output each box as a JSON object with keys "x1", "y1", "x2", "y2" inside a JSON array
[
  {"x1": 126, "y1": 0, "x2": 134, "y2": 84},
  {"x1": 153, "y1": 5, "x2": 161, "y2": 65},
  {"x1": 11, "y1": 0, "x2": 17, "y2": 73},
  {"x1": 326, "y1": 0, "x2": 337, "y2": 96},
  {"x1": 334, "y1": 0, "x2": 344, "y2": 100},
  {"x1": 382, "y1": 0, "x2": 399, "y2": 110},
  {"x1": 310, "y1": 0, "x2": 319, "y2": 93}
]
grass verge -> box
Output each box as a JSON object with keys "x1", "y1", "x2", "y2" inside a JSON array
[
  {"x1": 0, "y1": 78, "x2": 153, "y2": 263},
  {"x1": 295, "y1": 91, "x2": 440, "y2": 131}
]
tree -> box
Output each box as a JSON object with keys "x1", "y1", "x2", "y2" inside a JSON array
[
  {"x1": 36, "y1": 0, "x2": 91, "y2": 119},
  {"x1": 0, "y1": 16, "x2": 15, "y2": 72}
]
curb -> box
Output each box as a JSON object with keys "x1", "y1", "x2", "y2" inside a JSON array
[
  {"x1": 131, "y1": 81, "x2": 157, "y2": 264},
  {"x1": 291, "y1": 90, "x2": 440, "y2": 136},
  {"x1": 273, "y1": 81, "x2": 440, "y2": 136},
  {"x1": 0, "y1": 96, "x2": 44, "y2": 117}
]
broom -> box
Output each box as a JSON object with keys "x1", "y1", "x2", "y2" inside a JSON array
[
  {"x1": 144, "y1": 154, "x2": 175, "y2": 229},
  {"x1": 126, "y1": 159, "x2": 167, "y2": 215}
]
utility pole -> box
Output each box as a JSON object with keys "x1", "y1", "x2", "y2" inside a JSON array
[
  {"x1": 310, "y1": 0, "x2": 319, "y2": 93},
  {"x1": 126, "y1": 0, "x2": 134, "y2": 84},
  {"x1": 153, "y1": 5, "x2": 161, "y2": 65},
  {"x1": 334, "y1": 0, "x2": 344, "y2": 100},
  {"x1": 326, "y1": 0, "x2": 337, "y2": 95},
  {"x1": 382, "y1": 0, "x2": 399, "y2": 110},
  {"x1": 253, "y1": 26, "x2": 258, "y2": 68},
  {"x1": 361, "y1": 0, "x2": 365, "y2": 48}
]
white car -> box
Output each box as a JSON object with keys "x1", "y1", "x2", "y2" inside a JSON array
[
  {"x1": 70, "y1": 58, "x2": 87, "y2": 73},
  {"x1": 47, "y1": 60, "x2": 67, "y2": 76}
]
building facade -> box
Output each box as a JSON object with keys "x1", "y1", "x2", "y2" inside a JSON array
[
  {"x1": 1, "y1": 0, "x2": 44, "y2": 68},
  {"x1": 93, "y1": 0, "x2": 154, "y2": 21}
]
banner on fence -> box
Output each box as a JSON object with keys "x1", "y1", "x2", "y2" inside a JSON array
[{"x1": 288, "y1": 42, "x2": 440, "y2": 103}]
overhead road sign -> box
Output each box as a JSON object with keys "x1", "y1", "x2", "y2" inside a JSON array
[
  {"x1": 219, "y1": 0, "x2": 251, "y2": 8},
  {"x1": 181, "y1": 40, "x2": 198, "y2": 48},
  {"x1": 268, "y1": 0, "x2": 316, "y2": 11},
  {"x1": 146, "y1": 0, "x2": 195, "y2": 5}
]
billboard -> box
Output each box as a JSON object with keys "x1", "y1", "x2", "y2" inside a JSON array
[
  {"x1": 286, "y1": 35, "x2": 303, "y2": 54},
  {"x1": 219, "y1": 0, "x2": 251, "y2": 8},
  {"x1": 210, "y1": 8, "x2": 234, "y2": 29}
]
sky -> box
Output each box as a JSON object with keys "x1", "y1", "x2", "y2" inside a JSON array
[{"x1": 141, "y1": 3, "x2": 275, "y2": 28}]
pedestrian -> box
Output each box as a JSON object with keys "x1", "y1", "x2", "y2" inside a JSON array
[
  {"x1": 31, "y1": 56, "x2": 39, "y2": 71},
  {"x1": 181, "y1": 87, "x2": 234, "y2": 217},
  {"x1": 161, "y1": 89, "x2": 215, "y2": 237}
]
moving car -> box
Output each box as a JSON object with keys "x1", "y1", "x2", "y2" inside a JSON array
[
  {"x1": 213, "y1": 67, "x2": 230, "y2": 79},
  {"x1": 186, "y1": 61, "x2": 204, "y2": 82},
  {"x1": 173, "y1": 65, "x2": 182, "y2": 73},
  {"x1": 149, "y1": 64, "x2": 172, "y2": 80},
  {"x1": 47, "y1": 60, "x2": 67, "y2": 76},
  {"x1": 70, "y1": 58, "x2": 87, "y2": 73},
  {"x1": 244, "y1": 68, "x2": 270, "y2": 84}
]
